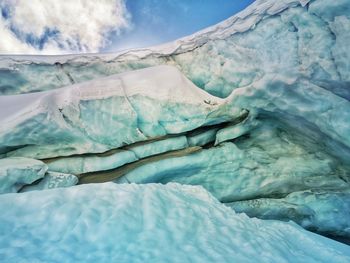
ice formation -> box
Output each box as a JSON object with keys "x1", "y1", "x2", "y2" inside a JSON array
[
  {"x1": 0, "y1": 157, "x2": 47, "y2": 194},
  {"x1": 20, "y1": 171, "x2": 78, "y2": 192},
  {"x1": 0, "y1": 0, "x2": 349, "y2": 260},
  {"x1": 227, "y1": 188, "x2": 350, "y2": 238},
  {"x1": 0, "y1": 183, "x2": 349, "y2": 263}
]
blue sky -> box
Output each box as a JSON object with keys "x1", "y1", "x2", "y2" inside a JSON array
[
  {"x1": 0, "y1": 0, "x2": 254, "y2": 55},
  {"x1": 107, "y1": 0, "x2": 255, "y2": 52}
]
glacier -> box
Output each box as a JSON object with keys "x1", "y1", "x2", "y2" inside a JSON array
[
  {"x1": 0, "y1": 0, "x2": 350, "y2": 260},
  {"x1": 0, "y1": 183, "x2": 350, "y2": 263}
]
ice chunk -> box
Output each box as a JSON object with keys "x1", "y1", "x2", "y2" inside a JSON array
[
  {"x1": 20, "y1": 171, "x2": 78, "y2": 192},
  {"x1": 0, "y1": 157, "x2": 47, "y2": 194},
  {"x1": 0, "y1": 183, "x2": 349, "y2": 263}
]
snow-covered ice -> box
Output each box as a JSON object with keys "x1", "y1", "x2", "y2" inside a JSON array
[
  {"x1": 0, "y1": 65, "x2": 234, "y2": 159},
  {"x1": 0, "y1": 183, "x2": 349, "y2": 263}
]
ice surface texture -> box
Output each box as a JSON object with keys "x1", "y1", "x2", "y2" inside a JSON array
[
  {"x1": 0, "y1": 65, "x2": 233, "y2": 159},
  {"x1": 0, "y1": 157, "x2": 77, "y2": 193},
  {"x1": 0, "y1": 0, "x2": 349, "y2": 245},
  {"x1": 0, "y1": 157, "x2": 47, "y2": 193},
  {"x1": 0, "y1": 183, "x2": 350, "y2": 263},
  {"x1": 20, "y1": 171, "x2": 78, "y2": 192},
  {"x1": 227, "y1": 189, "x2": 350, "y2": 237}
]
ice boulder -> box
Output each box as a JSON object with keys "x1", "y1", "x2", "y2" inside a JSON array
[{"x1": 0, "y1": 183, "x2": 349, "y2": 263}]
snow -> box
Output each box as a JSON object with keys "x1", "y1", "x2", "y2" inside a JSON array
[
  {"x1": 0, "y1": 65, "x2": 233, "y2": 159},
  {"x1": 0, "y1": 183, "x2": 349, "y2": 263},
  {"x1": 1, "y1": 0, "x2": 349, "y2": 162}
]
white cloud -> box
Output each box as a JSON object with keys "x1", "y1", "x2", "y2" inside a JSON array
[
  {"x1": 0, "y1": 0, "x2": 131, "y2": 54},
  {"x1": 0, "y1": 16, "x2": 37, "y2": 54}
]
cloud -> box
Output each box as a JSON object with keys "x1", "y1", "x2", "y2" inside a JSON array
[
  {"x1": 0, "y1": 0, "x2": 131, "y2": 54},
  {"x1": 0, "y1": 16, "x2": 37, "y2": 54}
]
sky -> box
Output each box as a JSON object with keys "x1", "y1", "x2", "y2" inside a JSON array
[{"x1": 0, "y1": 0, "x2": 254, "y2": 55}]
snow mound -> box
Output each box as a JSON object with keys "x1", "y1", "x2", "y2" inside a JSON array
[{"x1": 0, "y1": 183, "x2": 349, "y2": 263}]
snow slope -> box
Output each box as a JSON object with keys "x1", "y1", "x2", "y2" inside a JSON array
[{"x1": 0, "y1": 183, "x2": 349, "y2": 263}]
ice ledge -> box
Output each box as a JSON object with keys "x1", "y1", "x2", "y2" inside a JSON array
[
  {"x1": 0, "y1": 65, "x2": 220, "y2": 124},
  {"x1": 0, "y1": 65, "x2": 237, "y2": 159}
]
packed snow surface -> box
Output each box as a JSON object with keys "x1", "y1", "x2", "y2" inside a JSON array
[{"x1": 0, "y1": 183, "x2": 350, "y2": 263}]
